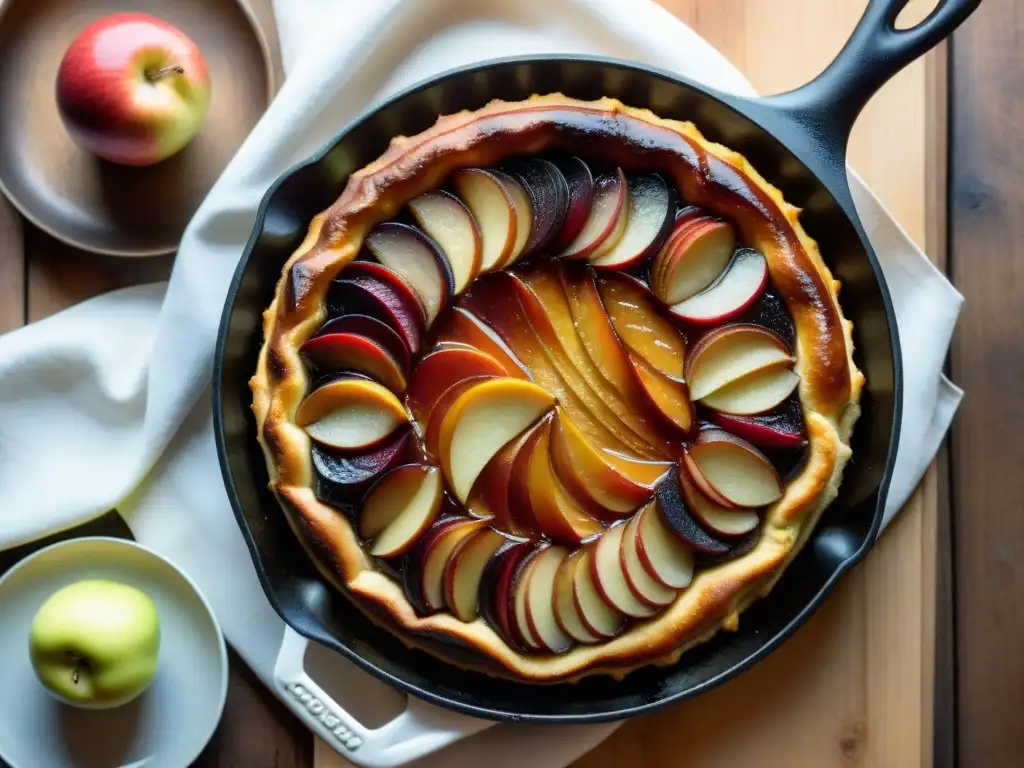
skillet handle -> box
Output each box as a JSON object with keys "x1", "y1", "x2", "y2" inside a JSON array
[
  {"x1": 762, "y1": 0, "x2": 979, "y2": 156},
  {"x1": 273, "y1": 626, "x2": 493, "y2": 768}
]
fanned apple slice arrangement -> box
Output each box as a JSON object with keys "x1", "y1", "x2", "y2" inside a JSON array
[{"x1": 295, "y1": 154, "x2": 810, "y2": 653}]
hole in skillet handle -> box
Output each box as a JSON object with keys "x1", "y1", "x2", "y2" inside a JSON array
[{"x1": 754, "y1": 0, "x2": 981, "y2": 171}]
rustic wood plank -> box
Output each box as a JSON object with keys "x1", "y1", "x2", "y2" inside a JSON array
[
  {"x1": 572, "y1": 1, "x2": 941, "y2": 766},
  {"x1": 0, "y1": 195, "x2": 24, "y2": 332},
  {"x1": 949, "y1": 0, "x2": 1023, "y2": 764}
]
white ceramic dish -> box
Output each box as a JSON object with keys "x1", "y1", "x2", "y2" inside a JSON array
[{"x1": 0, "y1": 537, "x2": 228, "y2": 768}]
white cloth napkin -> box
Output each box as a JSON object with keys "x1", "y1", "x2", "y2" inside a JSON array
[{"x1": 0, "y1": 0, "x2": 962, "y2": 764}]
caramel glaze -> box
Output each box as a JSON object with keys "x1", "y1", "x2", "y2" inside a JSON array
[{"x1": 253, "y1": 95, "x2": 862, "y2": 682}]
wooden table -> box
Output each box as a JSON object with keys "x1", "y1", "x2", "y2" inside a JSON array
[{"x1": 3, "y1": 0, "x2": 1011, "y2": 765}]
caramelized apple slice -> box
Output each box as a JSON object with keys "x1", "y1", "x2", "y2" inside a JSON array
[
  {"x1": 443, "y1": 527, "x2": 506, "y2": 622},
  {"x1": 559, "y1": 169, "x2": 628, "y2": 260},
  {"x1": 513, "y1": 550, "x2": 544, "y2": 649},
  {"x1": 437, "y1": 378, "x2": 555, "y2": 503},
  {"x1": 628, "y1": 352, "x2": 694, "y2": 433},
  {"x1": 549, "y1": 409, "x2": 666, "y2": 515},
  {"x1": 634, "y1": 499, "x2": 695, "y2": 589},
  {"x1": 688, "y1": 429, "x2": 783, "y2": 508},
  {"x1": 670, "y1": 247, "x2": 768, "y2": 325},
  {"x1": 422, "y1": 375, "x2": 500, "y2": 457},
  {"x1": 589, "y1": 173, "x2": 674, "y2": 270},
  {"x1": 573, "y1": 545, "x2": 626, "y2": 639},
  {"x1": 653, "y1": 217, "x2": 736, "y2": 305},
  {"x1": 621, "y1": 511, "x2": 677, "y2": 606},
  {"x1": 525, "y1": 417, "x2": 603, "y2": 545},
  {"x1": 406, "y1": 346, "x2": 509, "y2": 423},
  {"x1": 492, "y1": 171, "x2": 533, "y2": 265},
  {"x1": 360, "y1": 465, "x2": 443, "y2": 558},
  {"x1": 549, "y1": 155, "x2": 595, "y2": 251},
  {"x1": 525, "y1": 545, "x2": 573, "y2": 652},
  {"x1": 676, "y1": 460, "x2": 760, "y2": 536},
  {"x1": 451, "y1": 169, "x2": 517, "y2": 272},
  {"x1": 506, "y1": 417, "x2": 546, "y2": 534},
  {"x1": 701, "y1": 366, "x2": 801, "y2": 415},
  {"x1": 432, "y1": 307, "x2": 531, "y2": 379},
  {"x1": 592, "y1": 523, "x2": 658, "y2": 618},
  {"x1": 597, "y1": 274, "x2": 685, "y2": 380},
  {"x1": 329, "y1": 263, "x2": 425, "y2": 353},
  {"x1": 408, "y1": 191, "x2": 482, "y2": 293},
  {"x1": 296, "y1": 378, "x2": 407, "y2": 451},
  {"x1": 467, "y1": 421, "x2": 541, "y2": 538},
  {"x1": 300, "y1": 333, "x2": 407, "y2": 393},
  {"x1": 420, "y1": 517, "x2": 490, "y2": 611},
  {"x1": 655, "y1": 469, "x2": 730, "y2": 555},
  {"x1": 553, "y1": 549, "x2": 600, "y2": 643},
  {"x1": 686, "y1": 324, "x2": 793, "y2": 401},
  {"x1": 504, "y1": 158, "x2": 569, "y2": 258},
  {"x1": 365, "y1": 222, "x2": 455, "y2": 324},
  {"x1": 479, "y1": 541, "x2": 533, "y2": 646}
]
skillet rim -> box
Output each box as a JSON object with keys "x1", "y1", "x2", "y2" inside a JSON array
[{"x1": 213, "y1": 53, "x2": 903, "y2": 723}]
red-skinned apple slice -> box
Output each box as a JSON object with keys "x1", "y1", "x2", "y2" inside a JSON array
[
  {"x1": 549, "y1": 409, "x2": 667, "y2": 516},
  {"x1": 655, "y1": 469, "x2": 730, "y2": 555},
  {"x1": 504, "y1": 158, "x2": 569, "y2": 258},
  {"x1": 432, "y1": 307, "x2": 531, "y2": 379},
  {"x1": 651, "y1": 207, "x2": 716, "y2": 291},
  {"x1": 437, "y1": 378, "x2": 556, "y2": 503},
  {"x1": 620, "y1": 511, "x2": 677, "y2": 606},
  {"x1": 420, "y1": 517, "x2": 490, "y2": 611},
  {"x1": 443, "y1": 527, "x2": 506, "y2": 622},
  {"x1": 478, "y1": 541, "x2": 533, "y2": 646},
  {"x1": 365, "y1": 222, "x2": 455, "y2": 324},
  {"x1": 525, "y1": 545, "x2": 573, "y2": 652},
  {"x1": 360, "y1": 464, "x2": 444, "y2": 557},
  {"x1": 525, "y1": 418, "x2": 603, "y2": 545},
  {"x1": 558, "y1": 169, "x2": 628, "y2": 260},
  {"x1": 408, "y1": 190, "x2": 482, "y2": 293},
  {"x1": 597, "y1": 274, "x2": 685, "y2": 380},
  {"x1": 701, "y1": 366, "x2": 801, "y2": 415},
  {"x1": 553, "y1": 549, "x2": 600, "y2": 643},
  {"x1": 670, "y1": 247, "x2": 768, "y2": 324},
  {"x1": 680, "y1": 451, "x2": 738, "y2": 509},
  {"x1": 296, "y1": 378, "x2": 407, "y2": 451},
  {"x1": 676, "y1": 459, "x2": 759, "y2": 536},
  {"x1": 513, "y1": 550, "x2": 544, "y2": 649},
  {"x1": 506, "y1": 418, "x2": 546, "y2": 534},
  {"x1": 467, "y1": 422, "x2": 540, "y2": 538},
  {"x1": 688, "y1": 429, "x2": 783, "y2": 508},
  {"x1": 406, "y1": 346, "x2": 509, "y2": 423},
  {"x1": 314, "y1": 314, "x2": 411, "y2": 372},
  {"x1": 492, "y1": 171, "x2": 533, "y2": 265},
  {"x1": 592, "y1": 523, "x2": 658, "y2": 618},
  {"x1": 590, "y1": 173, "x2": 675, "y2": 270},
  {"x1": 709, "y1": 411, "x2": 805, "y2": 449},
  {"x1": 549, "y1": 156, "x2": 595, "y2": 251},
  {"x1": 311, "y1": 428, "x2": 414, "y2": 505},
  {"x1": 653, "y1": 217, "x2": 736, "y2": 305},
  {"x1": 633, "y1": 499, "x2": 695, "y2": 589},
  {"x1": 330, "y1": 262, "x2": 425, "y2": 353},
  {"x1": 422, "y1": 375, "x2": 500, "y2": 457},
  {"x1": 686, "y1": 324, "x2": 793, "y2": 401},
  {"x1": 573, "y1": 545, "x2": 626, "y2": 639},
  {"x1": 451, "y1": 169, "x2": 517, "y2": 272},
  {"x1": 299, "y1": 333, "x2": 407, "y2": 393}
]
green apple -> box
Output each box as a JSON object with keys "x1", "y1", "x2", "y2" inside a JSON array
[{"x1": 29, "y1": 579, "x2": 161, "y2": 709}]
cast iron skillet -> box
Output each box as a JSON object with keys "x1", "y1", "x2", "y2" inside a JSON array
[{"x1": 214, "y1": 0, "x2": 978, "y2": 723}]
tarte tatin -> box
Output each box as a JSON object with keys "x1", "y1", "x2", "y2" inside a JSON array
[{"x1": 251, "y1": 94, "x2": 863, "y2": 682}]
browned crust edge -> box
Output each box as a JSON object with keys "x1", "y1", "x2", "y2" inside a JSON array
[{"x1": 249, "y1": 94, "x2": 864, "y2": 682}]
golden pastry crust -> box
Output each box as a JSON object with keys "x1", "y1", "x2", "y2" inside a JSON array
[{"x1": 250, "y1": 94, "x2": 864, "y2": 682}]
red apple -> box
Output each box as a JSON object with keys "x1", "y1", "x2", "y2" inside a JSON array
[{"x1": 56, "y1": 13, "x2": 211, "y2": 166}]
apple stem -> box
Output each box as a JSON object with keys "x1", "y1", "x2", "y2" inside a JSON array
[{"x1": 146, "y1": 65, "x2": 185, "y2": 82}]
